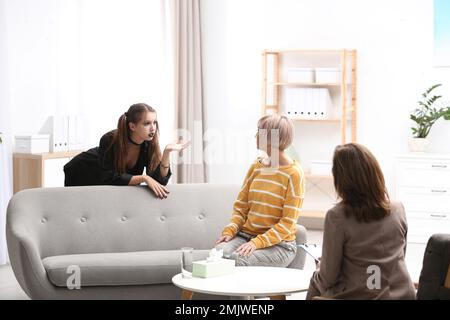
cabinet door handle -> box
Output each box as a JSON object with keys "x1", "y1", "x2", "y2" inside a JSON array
[
  {"x1": 431, "y1": 189, "x2": 447, "y2": 193},
  {"x1": 431, "y1": 164, "x2": 448, "y2": 168},
  {"x1": 430, "y1": 214, "x2": 447, "y2": 218}
]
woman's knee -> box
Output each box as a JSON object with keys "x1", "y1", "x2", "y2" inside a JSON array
[{"x1": 215, "y1": 242, "x2": 235, "y2": 258}]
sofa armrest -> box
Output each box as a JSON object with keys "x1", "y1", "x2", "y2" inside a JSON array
[{"x1": 6, "y1": 227, "x2": 55, "y2": 299}]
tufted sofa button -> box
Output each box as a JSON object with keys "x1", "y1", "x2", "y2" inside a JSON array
[
  {"x1": 198, "y1": 213, "x2": 205, "y2": 220},
  {"x1": 41, "y1": 218, "x2": 47, "y2": 223},
  {"x1": 121, "y1": 216, "x2": 127, "y2": 222},
  {"x1": 80, "y1": 217, "x2": 87, "y2": 223},
  {"x1": 160, "y1": 215, "x2": 166, "y2": 222}
]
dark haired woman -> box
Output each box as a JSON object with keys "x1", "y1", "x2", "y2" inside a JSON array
[
  {"x1": 306, "y1": 143, "x2": 415, "y2": 300},
  {"x1": 63, "y1": 103, "x2": 190, "y2": 199}
]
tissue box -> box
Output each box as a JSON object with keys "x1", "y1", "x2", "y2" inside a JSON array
[{"x1": 192, "y1": 258, "x2": 235, "y2": 278}]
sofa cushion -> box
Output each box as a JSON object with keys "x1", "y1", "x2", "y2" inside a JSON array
[{"x1": 42, "y1": 250, "x2": 210, "y2": 287}]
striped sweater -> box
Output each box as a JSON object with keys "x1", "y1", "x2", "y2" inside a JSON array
[{"x1": 222, "y1": 158, "x2": 306, "y2": 249}]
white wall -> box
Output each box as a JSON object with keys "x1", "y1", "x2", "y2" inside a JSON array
[
  {"x1": 201, "y1": 0, "x2": 450, "y2": 195},
  {"x1": 4, "y1": 0, "x2": 173, "y2": 151}
]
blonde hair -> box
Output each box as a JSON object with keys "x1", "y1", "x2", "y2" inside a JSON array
[{"x1": 257, "y1": 114, "x2": 294, "y2": 151}]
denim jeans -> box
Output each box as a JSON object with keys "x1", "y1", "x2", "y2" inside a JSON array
[{"x1": 215, "y1": 232, "x2": 297, "y2": 267}]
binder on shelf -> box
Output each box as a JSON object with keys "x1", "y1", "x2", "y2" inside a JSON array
[
  {"x1": 52, "y1": 116, "x2": 66, "y2": 152},
  {"x1": 68, "y1": 115, "x2": 77, "y2": 151},
  {"x1": 76, "y1": 115, "x2": 86, "y2": 149},
  {"x1": 285, "y1": 88, "x2": 297, "y2": 118},
  {"x1": 305, "y1": 88, "x2": 313, "y2": 119},
  {"x1": 313, "y1": 88, "x2": 325, "y2": 119},
  {"x1": 284, "y1": 88, "x2": 333, "y2": 120},
  {"x1": 62, "y1": 116, "x2": 69, "y2": 151},
  {"x1": 39, "y1": 114, "x2": 85, "y2": 152}
]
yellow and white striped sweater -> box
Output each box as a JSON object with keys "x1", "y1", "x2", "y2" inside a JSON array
[{"x1": 222, "y1": 159, "x2": 306, "y2": 249}]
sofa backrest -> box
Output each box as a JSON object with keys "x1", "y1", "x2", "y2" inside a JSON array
[{"x1": 7, "y1": 184, "x2": 240, "y2": 259}]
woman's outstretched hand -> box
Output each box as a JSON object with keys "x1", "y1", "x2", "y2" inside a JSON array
[
  {"x1": 235, "y1": 241, "x2": 256, "y2": 257},
  {"x1": 165, "y1": 138, "x2": 191, "y2": 153},
  {"x1": 145, "y1": 176, "x2": 169, "y2": 199},
  {"x1": 215, "y1": 235, "x2": 233, "y2": 245}
]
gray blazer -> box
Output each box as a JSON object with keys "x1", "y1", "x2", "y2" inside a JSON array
[{"x1": 307, "y1": 201, "x2": 416, "y2": 300}]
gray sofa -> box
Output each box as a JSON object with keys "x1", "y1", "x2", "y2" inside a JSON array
[{"x1": 6, "y1": 183, "x2": 307, "y2": 299}]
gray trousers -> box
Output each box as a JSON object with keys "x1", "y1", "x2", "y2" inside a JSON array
[{"x1": 215, "y1": 232, "x2": 297, "y2": 267}]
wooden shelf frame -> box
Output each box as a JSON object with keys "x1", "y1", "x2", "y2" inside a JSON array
[{"x1": 262, "y1": 48, "x2": 358, "y2": 144}]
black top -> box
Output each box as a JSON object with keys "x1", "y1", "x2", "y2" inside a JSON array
[{"x1": 64, "y1": 130, "x2": 171, "y2": 186}]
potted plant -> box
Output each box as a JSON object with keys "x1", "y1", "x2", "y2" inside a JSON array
[{"x1": 409, "y1": 84, "x2": 450, "y2": 152}]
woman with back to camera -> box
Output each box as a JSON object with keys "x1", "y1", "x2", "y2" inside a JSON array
[
  {"x1": 306, "y1": 143, "x2": 415, "y2": 300},
  {"x1": 63, "y1": 103, "x2": 190, "y2": 199}
]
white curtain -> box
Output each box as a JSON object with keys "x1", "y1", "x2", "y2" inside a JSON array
[
  {"x1": 163, "y1": 0, "x2": 206, "y2": 183},
  {"x1": 0, "y1": 0, "x2": 13, "y2": 265}
]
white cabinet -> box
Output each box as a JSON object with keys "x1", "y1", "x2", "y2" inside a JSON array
[{"x1": 396, "y1": 154, "x2": 450, "y2": 244}]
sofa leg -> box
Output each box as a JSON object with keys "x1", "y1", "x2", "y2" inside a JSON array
[{"x1": 181, "y1": 289, "x2": 194, "y2": 300}]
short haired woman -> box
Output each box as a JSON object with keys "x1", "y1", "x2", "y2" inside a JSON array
[
  {"x1": 215, "y1": 114, "x2": 305, "y2": 267},
  {"x1": 63, "y1": 103, "x2": 190, "y2": 199},
  {"x1": 306, "y1": 143, "x2": 415, "y2": 299}
]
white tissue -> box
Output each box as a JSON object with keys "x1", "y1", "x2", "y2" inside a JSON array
[{"x1": 206, "y1": 248, "x2": 223, "y2": 262}]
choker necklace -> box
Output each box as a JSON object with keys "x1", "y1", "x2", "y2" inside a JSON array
[{"x1": 128, "y1": 135, "x2": 143, "y2": 146}]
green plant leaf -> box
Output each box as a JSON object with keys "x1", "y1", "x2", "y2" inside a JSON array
[
  {"x1": 425, "y1": 84, "x2": 442, "y2": 95},
  {"x1": 443, "y1": 108, "x2": 450, "y2": 120},
  {"x1": 411, "y1": 84, "x2": 447, "y2": 138}
]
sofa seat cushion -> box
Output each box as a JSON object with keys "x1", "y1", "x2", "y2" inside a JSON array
[{"x1": 42, "y1": 249, "x2": 210, "y2": 287}]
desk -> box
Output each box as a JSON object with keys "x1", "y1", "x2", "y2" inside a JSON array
[
  {"x1": 172, "y1": 266, "x2": 313, "y2": 300},
  {"x1": 13, "y1": 150, "x2": 82, "y2": 193}
]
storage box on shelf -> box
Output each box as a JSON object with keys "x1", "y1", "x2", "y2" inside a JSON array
[
  {"x1": 262, "y1": 49, "x2": 357, "y2": 228},
  {"x1": 396, "y1": 153, "x2": 450, "y2": 244},
  {"x1": 315, "y1": 67, "x2": 341, "y2": 83},
  {"x1": 14, "y1": 134, "x2": 50, "y2": 154},
  {"x1": 286, "y1": 67, "x2": 315, "y2": 83}
]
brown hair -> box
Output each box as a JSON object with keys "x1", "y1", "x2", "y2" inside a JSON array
[
  {"x1": 332, "y1": 143, "x2": 390, "y2": 223},
  {"x1": 108, "y1": 103, "x2": 162, "y2": 174},
  {"x1": 257, "y1": 114, "x2": 294, "y2": 151}
]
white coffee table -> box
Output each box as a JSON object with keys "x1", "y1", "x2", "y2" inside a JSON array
[{"x1": 172, "y1": 266, "x2": 313, "y2": 300}]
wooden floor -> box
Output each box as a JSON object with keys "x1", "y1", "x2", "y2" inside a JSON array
[{"x1": 0, "y1": 230, "x2": 425, "y2": 300}]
